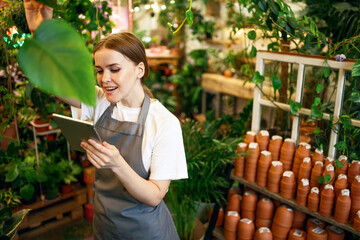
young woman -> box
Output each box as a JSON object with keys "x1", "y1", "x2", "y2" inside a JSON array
[{"x1": 24, "y1": 1, "x2": 188, "y2": 239}]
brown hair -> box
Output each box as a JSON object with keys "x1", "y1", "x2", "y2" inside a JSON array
[{"x1": 93, "y1": 32, "x2": 153, "y2": 98}]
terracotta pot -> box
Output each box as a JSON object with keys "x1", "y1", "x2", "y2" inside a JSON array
[
  {"x1": 311, "y1": 148, "x2": 324, "y2": 167},
  {"x1": 60, "y1": 184, "x2": 74, "y2": 194},
  {"x1": 227, "y1": 186, "x2": 241, "y2": 202},
  {"x1": 256, "y1": 150, "x2": 272, "y2": 187},
  {"x1": 209, "y1": 207, "x2": 224, "y2": 227},
  {"x1": 292, "y1": 142, "x2": 311, "y2": 179},
  {"x1": 288, "y1": 228, "x2": 306, "y2": 240},
  {"x1": 322, "y1": 164, "x2": 335, "y2": 185},
  {"x1": 348, "y1": 160, "x2": 360, "y2": 187},
  {"x1": 351, "y1": 176, "x2": 360, "y2": 221},
  {"x1": 296, "y1": 178, "x2": 310, "y2": 206},
  {"x1": 324, "y1": 157, "x2": 335, "y2": 168},
  {"x1": 223, "y1": 229, "x2": 236, "y2": 240},
  {"x1": 33, "y1": 117, "x2": 50, "y2": 133},
  {"x1": 307, "y1": 187, "x2": 320, "y2": 212},
  {"x1": 336, "y1": 155, "x2": 348, "y2": 177},
  {"x1": 310, "y1": 161, "x2": 324, "y2": 189},
  {"x1": 326, "y1": 225, "x2": 345, "y2": 240},
  {"x1": 227, "y1": 194, "x2": 241, "y2": 213},
  {"x1": 237, "y1": 218, "x2": 255, "y2": 240},
  {"x1": 334, "y1": 189, "x2": 351, "y2": 223},
  {"x1": 224, "y1": 211, "x2": 240, "y2": 232},
  {"x1": 257, "y1": 130, "x2": 270, "y2": 151},
  {"x1": 1, "y1": 121, "x2": 17, "y2": 150},
  {"x1": 241, "y1": 191, "x2": 258, "y2": 213},
  {"x1": 353, "y1": 210, "x2": 360, "y2": 231},
  {"x1": 279, "y1": 138, "x2": 295, "y2": 171},
  {"x1": 267, "y1": 161, "x2": 284, "y2": 193},
  {"x1": 244, "y1": 142, "x2": 260, "y2": 182},
  {"x1": 291, "y1": 210, "x2": 307, "y2": 229},
  {"x1": 256, "y1": 197, "x2": 274, "y2": 219},
  {"x1": 244, "y1": 131, "x2": 257, "y2": 145},
  {"x1": 271, "y1": 221, "x2": 291, "y2": 239},
  {"x1": 255, "y1": 217, "x2": 272, "y2": 229},
  {"x1": 306, "y1": 218, "x2": 325, "y2": 231},
  {"x1": 280, "y1": 171, "x2": 296, "y2": 199},
  {"x1": 254, "y1": 227, "x2": 272, "y2": 240},
  {"x1": 235, "y1": 142, "x2": 248, "y2": 177},
  {"x1": 273, "y1": 205, "x2": 294, "y2": 228},
  {"x1": 268, "y1": 135, "x2": 283, "y2": 161},
  {"x1": 298, "y1": 157, "x2": 311, "y2": 184},
  {"x1": 307, "y1": 227, "x2": 328, "y2": 240},
  {"x1": 334, "y1": 174, "x2": 348, "y2": 199},
  {"x1": 319, "y1": 184, "x2": 335, "y2": 217}
]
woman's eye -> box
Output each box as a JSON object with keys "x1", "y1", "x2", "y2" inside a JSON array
[
  {"x1": 96, "y1": 70, "x2": 103, "y2": 74},
  {"x1": 111, "y1": 69, "x2": 120, "y2": 73}
]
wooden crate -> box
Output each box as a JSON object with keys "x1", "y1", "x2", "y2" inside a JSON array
[{"x1": 16, "y1": 184, "x2": 87, "y2": 240}]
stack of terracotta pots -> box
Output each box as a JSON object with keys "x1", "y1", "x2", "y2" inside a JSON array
[
  {"x1": 244, "y1": 131, "x2": 256, "y2": 144},
  {"x1": 241, "y1": 190, "x2": 257, "y2": 221},
  {"x1": 227, "y1": 186, "x2": 241, "y2": 201},
  {"x1": 256, "y1": 150, "x2": 272, "y2": 187},
  {"x1": 307, "y1": 187, "x2": 320, "y2": 212},
  {"x1": 235, "y1": 142, "x2": 248, "y2": 177},
  {"x1": 267, "y1": 161, "x2": 284, "y2": 193},
  {"x1": 227, "y1": 194, "x2": 242, "y2": 213},
  {"x1": 244, "y1": 142, "x2": 260, "y2": 182},
  {"x1": 292, "y1": 210, "x2": 307, "y2": 229},
  {"x1": 288, "y1": 228, "x2": 306, "y2": 240},
  {"x1": 255, "y1": 197, "x2": 274, "y2": 228},
  {"x1": 319, "y1": 184, "x2": 335, "y2": 217},
  {"x1": 280, "y1": 171, "x2": 296, "y2": 199},
  {"x1": 209, "y1": 207, "x2": 224, "y2": 227},
  {"x1": 296, "y1": 178, "x2": 310, "y2": 206},
  {"x1": 268, "y1": 135, "x2": 283, "y2": 161},
  {"x1": 223, "y1": 211, "x2": 240, "y2": 240},
  {"x1": 292, "y1": 142, "x2": 311, "y2": 179},
  {"x1": 322, "y1": 164, "x2": 335, "y2": 185},
  {"x1": 353, "y1": 210, "x2": 360, "y2": 231},
  {"x1": 311, "y1": 148, "x2": 324, "y2": 167},
  {"x1": 307, "y1": 227, "x2": 328, "y2": 240},
  {"x1": 324, "y1": 157, "x2": 335, "y2": 168},
  {"x1": 271, "y1": 205, "x2": 294, "y2": 240},
  {"x1": 306, "y1": 218, "x2": 325, "y2": 231},
  {"x1": 254, "y1": 227, "x2": 272, "y2": 240},
  {"x1": 351, "y1": 175, "x2": 360, "y2": 221},
  {"x1": 326, "y1": 225, "x2": 345, "y2": 240},
  {"x1": 279, "y1": 138, "x2": 295, "y2": 171},
  {"x1": 310, "y1": 161, "x2": 324, "y2": 188},
  {"x1": 334, "y1": 189, "x2": 351, "y2": 223},
  {"x1": 237, "y1": 218, "x2": 255, "y2": 240},
  {"x1": 348, "y1": 160, "x2": 360, "y2": 187},
  {"x1": 334, "y1": 174, "x2": 348, "y2": 199},
  {"x1": 298, "y1": 157, "x2": 312, "y2": 184},
  {"x1": 257, "y1": 130, "x2": 270, "y2": 151},
  {"x1": 336, "y1": 155, "x2": 348, "y2": 177}
]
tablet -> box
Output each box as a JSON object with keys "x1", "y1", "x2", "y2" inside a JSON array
[{"x1": 52, "y1": 113, "x2": 102, "y2": 152}]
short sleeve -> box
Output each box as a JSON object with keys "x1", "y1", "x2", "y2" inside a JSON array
[{"x1": 149, "y1": 118, "x2": 188, "y2": 180}]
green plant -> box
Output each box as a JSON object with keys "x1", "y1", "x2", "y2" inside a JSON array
[
  {"x1": 168, "y1": 118, "x2": 242, "y2": 240},
  {"x1": 0, "y1": 189, "x2": 21, "y2": 209},
  {"x1": 57, "y1": 159, "x2": 82, "y2": 185},
  {"x1": 39, "y1": 152, "x2": 63, "y2": 199},
  {"x1": 0, "y1": 208, "x2": 30, "y2": 240}
]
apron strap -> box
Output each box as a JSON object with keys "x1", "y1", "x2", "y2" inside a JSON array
[{"x1": 137, "y1": 93, "x2": 150, "y2": 126}]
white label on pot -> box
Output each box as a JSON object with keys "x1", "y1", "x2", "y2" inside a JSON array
[
  {"x1": 259, "y1": 227, "x2": 270, "y2": 233},
  {"x1": 285, "y1": 138, "x2": 295, "y2": 143},
  {"x1": 312, "y1": 219, "x2": 323, "y2": 225},
  {"x1": 325, "y1": 184, "x2": 334, "y2": 190},
  {"x1": 301, "y1": 178, "x2": 309, "y2": 186},
  {"x1": 303, "y1": 157, "x2": 311, "y2": 163},
  {"x1": 312, "y1": 227, "x2": 325, "y2": 234},
  {"x1": 272, "y1": 161, "x2": 283, "y2": 167},
  {"x1": 311, "y1": 187, "x2": 319, "y2": 194},
  {"x1": 247, "y1": 131, "x2": 256, "y2": 136},
  {"x1": 338, "y1": 174, "x2": 347, "y2": 180},
  {"x1": 240, "y1": 218, "x2": 252, "y2": 224},
  {"x1": 244, "y1": 190, "x2": 255, "y2": 196},
  {"x1": 315, "y1": 148, "x2": 323, "y2": 154},
  {"x1": 272, "y1": 135, "x2": 282, "y2": 140},
  {"x1": 357, "y1": 210, "x2": 360, "y2": 218},
  {"x1": 326, "y1": 157, "x2": 334, "y2": 162},
  {"x1": 339, "y1": 155, "x2": 347, "y2": 161},
  {"x1": 329, "y1": 225, "x2": 343, "y2": 234},
  {"x1": 283, "y1": 171, "x2": 293, "y2": 177},
  {"x1": 262, "y1": 197, "x2": 271, "y2": 202},
  {"x1": 351, "y1": 160, "x2": 360, "y2": 165},
  {"x1": 356, "y1": 175, "x2": 360, "y2": 182},
  {"x1": 341, "y1": 189, "x2": 350, "y2": 196},
  {"x1": 260, "y1": 130, "x2": 269, "y2": 136},
  {"x1": 315, "y1": 161, "x2": 323, "y2": 167},
  {"x1": 261, "y1": 150, "x2": 271, "y2": 156},
  {"x1": 227, "y1": 211, "x2": 239, "y2": 217},
  {"x1": 299, "y1": 142, "x2": 311, "y2": 149},
  {"x1": 249, "y1": 142, "x2": 258, "y2": 149},
  {"x1": 283, "y1": 205, "x2": 293, "y2": 211},
  {"x1": 239, "y1": 142, "x2": 247, "y2": 148},
  {"x1": 326, "y1": 164, "x2": 334, "y2": 172},
  {"x1": 293, "y1": 229, "x2": 304, "y2": 237}
]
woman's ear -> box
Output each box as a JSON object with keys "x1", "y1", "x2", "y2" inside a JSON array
[{"x1": 137, "y1": 62, "x2": 145, "y2": 79}]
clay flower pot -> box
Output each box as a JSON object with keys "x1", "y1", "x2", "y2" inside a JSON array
[
  {"x1": 256, "y1": 150, "x2": 272, "y2": 187},
  {"x1": 235, "y1": 142, "x2": 248, "y2": 177},
  {"x1": 280, "y1": 171, "x2": 296, "y2": 199},
  {"x1": 319, "y1": 184, "x2": 335, "y2": 217},
  {"x1": 241, "y1": 191, "x2": 257, "y2": 220},
  {"x1": 311, "y1": 148, "x2": 324, "y2": 167},
  {"x1": 257, "y1": 130, "x2": 270, "y2": 151},
  {"x1": 288, "y1": 228, "x2": 306, "y2": 240},
  {"x1": 255, "y1": 217, "x2": 272, "y2": 229},
  {"x1": 237, "y1": 218, "x2": 255, "y2": 240},
  {"x1": 348, "y1": 160, "x2": 360, "y2": 187},
  {"x1": 334, "y1": 189, "x2": 351, "y2": 224},
  {"x1": 209, "y1": 207, "x2": 224, "y2": 227},
  {"x1": 307, "y1": 187, "x2": 320, "y2": 212},
  {"x1": 227, "y1": 194, "x2": 242, "y2": 213},
  {"x1": 279, "y1": 138, "x2": 295, "y2": 171},
  {"x1": 334, "y1": 174, "x2": 348, "y2": 199},
  {"x1": 322, "y1": 164, "x2": 335, "y2": 185},
  {"x1": 224, "y1": 211, "x2": 240, "y2": 232},
  {"x1": 268, "y1": 135, "x2": 283, "y2": 161},
  {"x1": 324, "y1": 157, "x2": 335, "y2": 168},
  {"x1": 292, "y1": 142, "x2": 311, "y2": 179},
  {"x1": 298, "y1": 157, "x2": 312, "y2": 184},
  {"x1": 292, "y1": 209, "x2": 307, "y2": 229},
  {"x1": 227, "y1": 186, "x2": 241, "y2": 202},
  {"x1": 271, "y1": 205, "x2": 294, "y2": 239},
  {"x1": 353, "y1": 210, "x2": 360, "y2": 231},
  {"x1": 351, "y1": 175, "x2": 360, "y2": 221},
  {"x1": 307, "y1": 227, "x2": 328, "y2": 240},
  {"x1": 254, "y1": 227, "x2": 272, "y2": 240},
  {"x1": 256, "y1": 197, "x2": 274, "y2": 220},
  {"x1": 244, "y1": 142, "x2": 260, "y2": 182},
  {"x1": 306, "y1": 218, "x2": 325, "y2": 231},
  {"x1": 336, "y1": 155, "x2": 348, "y2": 177},
  {"x1": 326, "y1": 225, "x2": 345, "y2": 240},
  {"x1": 296, "y1": 178, "x2": 310, "y2": 206},
  {"x1": 244, "y1": 131, "x2": 256, "y2": 145},
  {"x1": 310, "y1": 161, "x2": 324, "y2": 189},
  {"x1": 267, "y1": 161, "x2": 284, "y2": 193}
]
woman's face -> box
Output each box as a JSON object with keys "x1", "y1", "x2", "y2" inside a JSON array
[{"x1": 94, "y1": 48, "x2": 145, "y2": 107}]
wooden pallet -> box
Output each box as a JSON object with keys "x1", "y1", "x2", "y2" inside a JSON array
[{"x1": 15, "y1": 184, "x2": 87, "y2": 240}]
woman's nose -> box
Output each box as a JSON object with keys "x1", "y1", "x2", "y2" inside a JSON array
[{"x1": 102, "y1": 70, "x2": 111, "y2": 83}]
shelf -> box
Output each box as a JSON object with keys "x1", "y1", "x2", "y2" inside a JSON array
[{"x1": 230, "y1": 171, "x2": 360, "y2": 236}]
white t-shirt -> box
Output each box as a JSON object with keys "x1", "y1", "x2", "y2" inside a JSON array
[{"x1": 71, "y1": 86, "x2": 188, "y2": 180}]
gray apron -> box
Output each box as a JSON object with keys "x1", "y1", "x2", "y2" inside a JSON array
[{"x1": 93, "y1": 94, "x2": 179, "y2": 240}]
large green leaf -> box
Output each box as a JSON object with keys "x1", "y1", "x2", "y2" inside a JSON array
[
  {"x1": 20, "y1": 184, "x2": 35, "y2": 201},
  {"x1": 352, "y1": 59, "x2": 360, "y2": 77},
  {"x1": 3, "y1": 209, "x2": 30, "y2": 238},
  {"x1": 36, "y1": 0, "x2": 57, "y2": 9},
  {"x1": 18, "y1": 20, "x2": 96, "y2": 106}
]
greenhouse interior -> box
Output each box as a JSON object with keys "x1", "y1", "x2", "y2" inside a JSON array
[{"x1": 1, "y1": 0, "x2": 360, "y2": 239}]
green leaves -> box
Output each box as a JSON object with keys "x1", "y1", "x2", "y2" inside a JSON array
[
  {"x1": 248, "y1": 30, "x2": 257, "y2": 40},
  {"x1": 352, "y1": 59, "x2": 360, "y2": 77},
  {"x1": 271, "y1": 75, "x2": 281, "y2": 91},
  {"x1": 316, "y1": 84, "x2": 324, "y2": 94},
  {"x1": 19, "y1": 184, "x2": 35, "y2": 201},
  {"x1": 186, "y1": 10, "x2": 194, "y2": 26},
  {"x1": 18, "y1": 20, "x2": 96, "y2": 106},
  {"x1": 335, "y1": 141, "x2": 347, "y2": 151},
  {"x1": 289, "y1": 99, "x2": 301, "y2": 115},
  {"x1": 249, "y1": 46, "x2": 257, "y2": 58},
  {"x1": 252, "y1": 71, "x2": 265, "y2": 84},
  {"x1": 311, "y1": 97, "x2": 323, "y2": 119},
  {"x1": 5, "y1": 166, "x2": 18, "y2": 182},
  {"x1": 36, "y1": 0, "x2": 57, "y2": 9},
  {"x1": 349, "y1": 91, "x2": 360, "y2": 103}
]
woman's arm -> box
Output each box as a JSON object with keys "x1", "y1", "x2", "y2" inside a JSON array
[{"x1": 80, "y1": 140, "x2": 170, "y2": 207}]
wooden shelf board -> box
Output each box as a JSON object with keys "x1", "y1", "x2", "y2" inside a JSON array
[{"x1": 231, "y1": 171, "x2": 360, "y2": 236}]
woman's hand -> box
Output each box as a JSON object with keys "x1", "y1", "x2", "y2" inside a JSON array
[
  {"x1": 24, "y1": 0, "x2": 53, "y2": 34},
  {"x1": 81, "y1": 139, "x2": 124, "y2": 169}
]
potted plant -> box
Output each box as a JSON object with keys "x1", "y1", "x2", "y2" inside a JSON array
[
  {"x1": 57, "y1": 158, "x2": 82, "y2": 194},
  {"x1": 39, "y1": 153, "x2": 63, "y2": 200}
]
